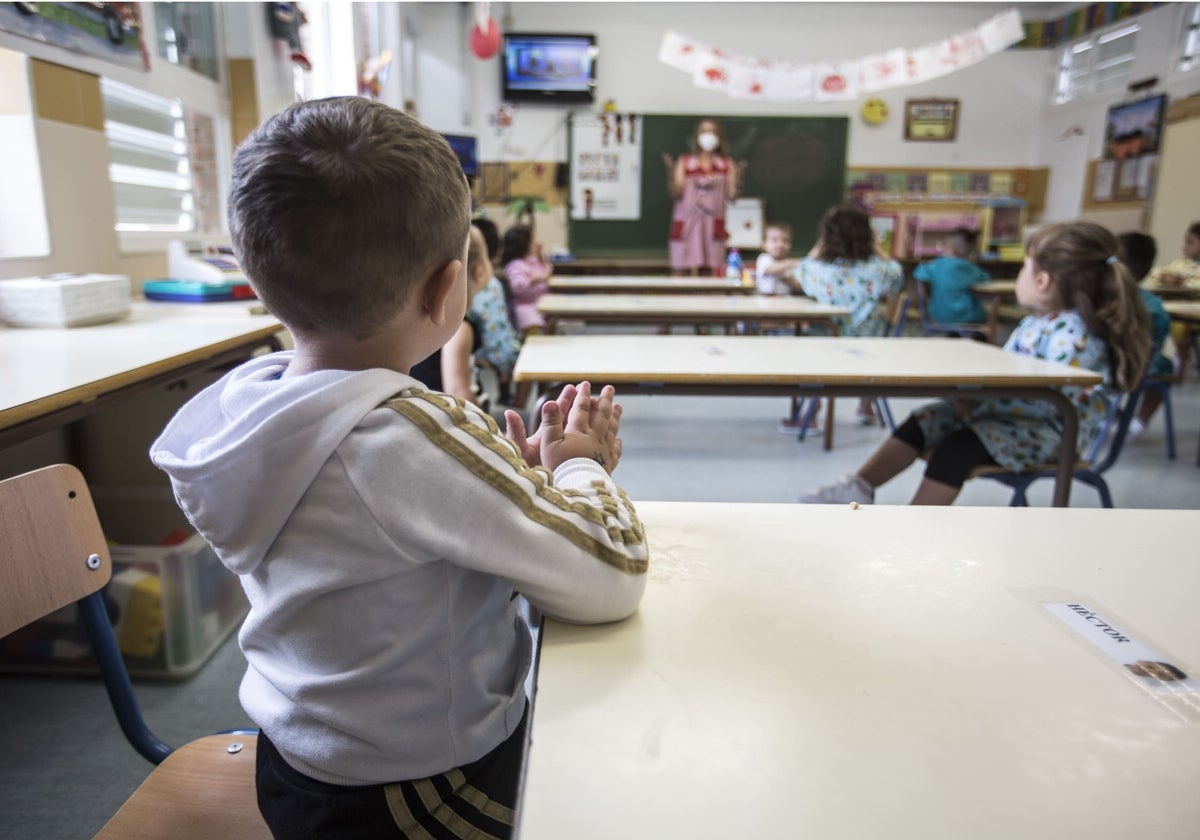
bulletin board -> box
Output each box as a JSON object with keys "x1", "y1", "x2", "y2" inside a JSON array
[{"x1": 567, "y1": 113, "x2": 848, "y2": 258}]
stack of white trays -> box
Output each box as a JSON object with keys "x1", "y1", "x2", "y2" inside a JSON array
[{"x1": 0, "y1": 273, "x2": 132, "y2": 328}]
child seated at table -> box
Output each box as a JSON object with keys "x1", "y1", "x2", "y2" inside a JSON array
[
  {"x1": 1117, "y1": 231, "x2": 1175, "y2": 439},
  {"x1": 468, "y1": 215, "x2": 523, "y2": 403},
  {"x1": 502, "y1": 224, "x2": 554, "y2": 335},
  {"x1": 913, "y1": 227, "x2": 989, "y2": 328},
  {"x1": 755, "y1": 221, "x2": 800, "y2": 296},
  {"x1": 800, "y1": 221, "x2": 1149, "y2": 505},
  {"x1": 1146, "y1": 220, "x2": 1200, "y2": 289},
  {"x1": 408, "y1": 225, "x2": 493, "y2": 406},
  {"x1": 150, "y1": 96, "x2": 648, "y2": 840},
  {"x1": 780, "y1": 205, "x2": 903, "y2": 424}
]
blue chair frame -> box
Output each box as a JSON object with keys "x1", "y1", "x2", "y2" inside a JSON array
[
  {"x1": 1141, "y1": 376, "x2": 1176, "y2": 460},
  {"x1": 977, "y1": 381, "x2": 1145, "y2": 508}
]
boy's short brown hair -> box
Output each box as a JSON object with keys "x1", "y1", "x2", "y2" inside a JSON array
[
  {"x1": 229, "y1": 96, "x2": 470, "y2": 338},
  {"x1": 764, "y1": 221, "x2": 792, "y2": 238}
]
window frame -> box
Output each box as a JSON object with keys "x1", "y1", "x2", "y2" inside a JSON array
[
  {"x1": 1179, "y1": 2, "x2": 1200, "y2": 73},
  {"x1": 100, "y1": 77, "x2": 227, "y2": 254},
  {"x1": 1052, "y1": 22, "x2": 1140, "y2": 105}
]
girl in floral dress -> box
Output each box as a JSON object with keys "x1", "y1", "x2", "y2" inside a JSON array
[
  {"x1": 782, "y1": 205, "x2": 903, "y2": 424},
  {"x1": 800, "y1": 221, "x2": 1150, "y2": 506}
]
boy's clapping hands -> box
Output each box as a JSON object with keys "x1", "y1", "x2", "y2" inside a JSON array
[{"x1": 504, "y1": 382, "x2": 623, "y2": 475}]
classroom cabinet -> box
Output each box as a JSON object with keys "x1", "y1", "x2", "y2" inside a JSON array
[
  {"x1": 886, "y1": 203, "x2": 1026, "y2": 260},
  {"x1": 902, "y1": 211, "x2": 982, "y2": 258}
]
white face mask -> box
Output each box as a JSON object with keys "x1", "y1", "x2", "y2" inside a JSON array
[{"x1": 697, "y1": 132, "x2": 719, "y2": 152}]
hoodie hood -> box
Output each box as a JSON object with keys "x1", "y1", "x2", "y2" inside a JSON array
[{"x1": 150, "y1": 352, "x2": 415, "y2": 574}]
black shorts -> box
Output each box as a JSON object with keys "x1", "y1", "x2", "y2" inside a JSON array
[
  {"x1": 256, "y1": 706, "x2": 528, "y2": 839},
  {"x1": 893, "y1": 416, "x2": 997, "y2": 488}
]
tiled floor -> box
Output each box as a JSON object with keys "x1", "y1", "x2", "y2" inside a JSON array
[{"x1": 3, "y1": 373, "x2": 1198, "y2": 838}]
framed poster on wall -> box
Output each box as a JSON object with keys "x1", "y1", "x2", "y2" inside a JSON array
[{"x1": 904, "y1": 99, "x2": 959, "y2": 142}]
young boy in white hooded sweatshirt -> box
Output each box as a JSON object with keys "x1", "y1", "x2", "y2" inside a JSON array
[{"x1": 150, "y1": 96, "x2": 648, "y2": 839}]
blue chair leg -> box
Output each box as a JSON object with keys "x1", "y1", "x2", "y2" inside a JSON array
[
  {"x1": 1162, "y1": 386, "x2": 1176, "y2": 460},
  {"x1": 874, "y1": 398, "x2": 896, "y2": 432},
  {"x1": 797, "y1": 399, "x2": 821, "y2": 442},
  {"x1": 1007, "y1": 476, "x2": 1034, "y2": 507},
  {"x1": 1076, "y1": 473, "x2": 1114, "y2": 508}
]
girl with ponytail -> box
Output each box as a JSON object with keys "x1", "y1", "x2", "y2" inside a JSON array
[{"x1": 800, "y1": 221, "x2": 1150, "y2": 506}]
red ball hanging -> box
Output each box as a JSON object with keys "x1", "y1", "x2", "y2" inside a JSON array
[{"x1": 470, "y1": 19, "x2": 501, "y2": 60}]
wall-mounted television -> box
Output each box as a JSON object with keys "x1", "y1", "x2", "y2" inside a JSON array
[
  {"x1": 502, "y1": 32, "x2": 597, "y2": 104},
  {"x1": 442, "y1": 133, "x2": 478, "y2": 177},
  {"x1": 1102, "y1": 94, "x2": 1167, "y2": 161}
]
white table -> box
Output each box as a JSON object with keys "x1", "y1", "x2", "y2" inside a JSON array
[
  {"x1": 1164, "y1": 301, "x2": 1200, "y2": 326},
  {"x1": 519, "y1": 502, "x2": 1200, "y2": 840},
  {"x1": 536, "y1": 293, "x2": 849, "y2": 335},
  {"x1": 548, "y1": 275, "x2": 754, "y2": 295},
  {"x1": 513, "y1": 334, "x2": 1102, "y2": 505},
  {"x1": 1, "y1": 300, "x2": 284, "y2": 448}
]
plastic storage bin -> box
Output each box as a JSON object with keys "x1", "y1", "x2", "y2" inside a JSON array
[{"x1": 0, "y1": 488, "x2": 247, "y2": 679}]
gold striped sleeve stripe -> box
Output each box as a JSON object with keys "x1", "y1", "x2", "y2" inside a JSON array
[
  {"x1": 385, "y1": 395, "x2": 647, "y2": 574},
  {"x1": 411, "y1": 778, "x2": 505, "y2": 840},
  {"x1": 444, "y1": 770, "x2": 517, "y2": 824},
  {"x1": 409, "y1": 393, "x2": 636, "y2": 537},
  {"x1": 383, "y1": 784, "x2": 439, "y2": 840}
]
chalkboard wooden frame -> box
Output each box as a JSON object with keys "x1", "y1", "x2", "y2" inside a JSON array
[{"x1": 567, "y1": 113, "x2": 848, "y2": 259}]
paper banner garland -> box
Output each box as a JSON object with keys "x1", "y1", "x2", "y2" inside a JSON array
[{"x1": 659, "y1": 7, "x2": 1024, "y2": 102}]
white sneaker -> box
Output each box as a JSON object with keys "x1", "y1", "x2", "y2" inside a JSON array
[
  {"x1": 1126, "y1": 418, "x2": 1146, "y2": 441},
  {"x1": 799, "y1": 475, "x2": 875, "y2": 504}
]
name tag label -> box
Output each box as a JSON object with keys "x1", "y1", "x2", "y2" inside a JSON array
[{"x1": 1043, "y1": 602, "x2": 1199, "y2": 693}]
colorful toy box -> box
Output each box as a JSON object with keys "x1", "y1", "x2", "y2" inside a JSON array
[{"x1": 0, "y1": 490, "x2": 248, "y2": 679}]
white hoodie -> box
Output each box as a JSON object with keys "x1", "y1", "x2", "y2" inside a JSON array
[{"x1": 150, "y1": 351, "x2": 647, "y2": 785}]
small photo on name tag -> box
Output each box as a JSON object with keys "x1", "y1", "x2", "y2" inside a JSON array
[{"x1": 1042, "y1": 602, "x2": 1199, "y2": 694}]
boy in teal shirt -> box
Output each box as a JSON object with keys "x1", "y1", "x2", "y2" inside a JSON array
[{"x1": 914, "y1": 227, "x2": 988, "y2": 325}]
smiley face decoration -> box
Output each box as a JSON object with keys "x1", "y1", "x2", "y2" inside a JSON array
[{"x1": 861, "y1": 98, "x2": 889, "y2": 126}]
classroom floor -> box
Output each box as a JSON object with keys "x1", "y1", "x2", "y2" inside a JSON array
[{"x1": 3, "y1": 372, "x2": 1199, "y2": 838}]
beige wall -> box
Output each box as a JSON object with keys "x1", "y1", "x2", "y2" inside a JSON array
[
  {"x1": 0, "y1": 47, "x2": 30, "y2": 115},
  {"x1": 0, "y1": 59, "x2": 120, "y2": 279},
  {"x1": 1149, "y1": 112, "x2": 1200, "y2": 258}
]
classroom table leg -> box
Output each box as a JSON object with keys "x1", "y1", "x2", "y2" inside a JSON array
[{"x1": 823, "y1": 400, "x2": 834, "y2": 451}]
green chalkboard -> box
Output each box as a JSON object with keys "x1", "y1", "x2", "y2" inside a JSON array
[{"x1": 568, "y1": 113, "x2": 848, "y2": 259}]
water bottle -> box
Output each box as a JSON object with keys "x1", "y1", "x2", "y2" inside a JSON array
[{"x1": 725, "y1": 248, "x2": 743, "y2": 285}]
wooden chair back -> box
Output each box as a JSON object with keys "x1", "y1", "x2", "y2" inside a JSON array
[
  {"x1": 0, "y1": 464, "x2": 111, "y2": 638},
  {"x1": 0, "y1": 464, "x2": 270, "y2": 839}
]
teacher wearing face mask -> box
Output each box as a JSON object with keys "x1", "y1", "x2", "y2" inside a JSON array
[{"x1": 663, "y1": 117, "x2": 746, "y2": 276}]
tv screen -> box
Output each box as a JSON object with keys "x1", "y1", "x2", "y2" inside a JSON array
[
  {"x1": 1103, "y1": 94, "x2": 1167, "y2": 160},
  {"x1": 502, "y1": 33, "x2": 596, "y2": 104},
  {"x1": 442, "y1": 133, "x2": 478, "y2": 177}
]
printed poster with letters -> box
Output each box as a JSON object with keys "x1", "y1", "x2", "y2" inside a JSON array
[{"x1": 570, "y1": 112, "x2": 642, "y2": 221}]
